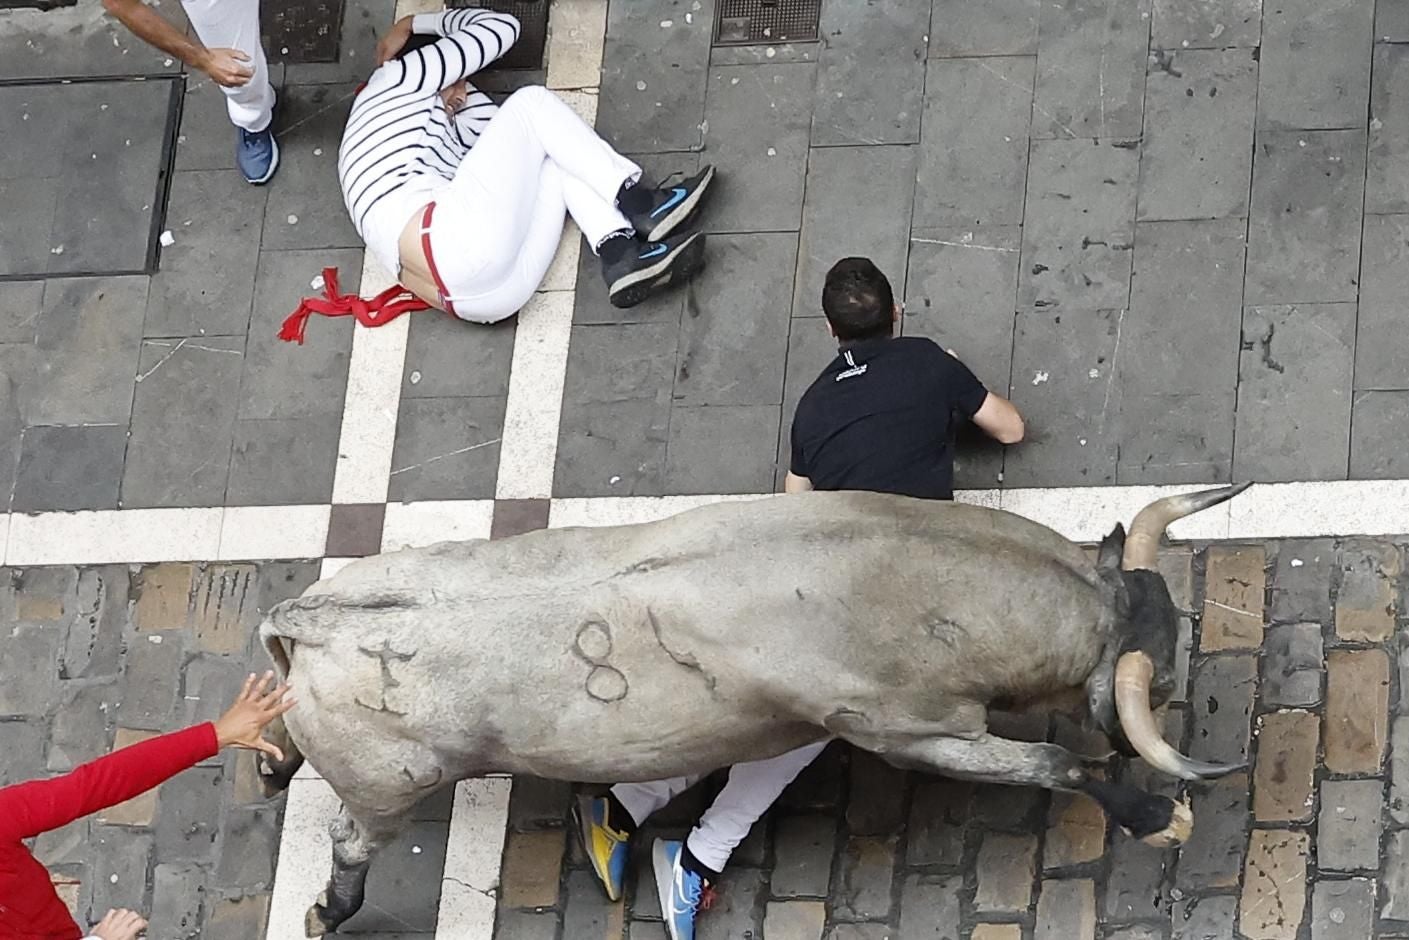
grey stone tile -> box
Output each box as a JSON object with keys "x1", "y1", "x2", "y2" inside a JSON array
[
  {"x1": 259, "y1": 84, "x2": 362, "y2": 251},
  {"x1": 1152, "y1": 0, "x2": 1263, "y2": 47},
  {"x1": 13, "y1": 425, "x2": 127, "y2": 513},
  {"x1": 555, "y1": 321, "x2": 676, "y2": 497},
  {"x1": 903, "y1": 226, "x2": 1020, "y2": 392},
  {"x1": 675, "y1": 233, "x2": 794, "y2": 406},
  {"x1": 699, "y1": 63, "x2": 814, "y2": 233},
  {"x1": 1032, "y1": 0, "x2": 1152, "y2": 140},
  {"x1": 1351, "y1": 391, "x2": 1409, "y2": 478},
  {"x1": 0, "y1": 280, "x2": 43, "y2": 345},
  {"x1": 145, "y1": 170, "x2": 266, "y2": 338},
  {"x1": 1317, "y1": 778, "x2": 1384, "y2": 871},
  {"x1": 1245, "y1": 129, "x2": 1366, "y2": 305},
  {"x1": 898, "y1": 873, "x2": 962, "y2": 938},
  {"x1": 1258, "y1": 0, "x2": 1374, "y2": 130},
  {"x1": 174, "y1": 76, "x2": 240, "y2": 172},
  {"x1": 1369, "y1": 44, "x2": 1409, "y2": 212},
  {"x1": 913, "y1": 57, "x2": 1034, "y2": 228},
  {"x1": 793, "y1": 145, "x2": 917, "y2": 318},
  {"x1": 0, "y1": 345, "x2": 34, "y2": 510},
  {"x1": 1116, "y1": 391, "x2": 1235, "y2": 484},
  {"x1": 1235, "y1": 303, "x2": 1355, "y2": 482},
  {"x1": 0, "y1": 621, "x2": 61, "y2": 717},
  {"x1": 403, "y1": 312, "x2": 515, "y2": 399},
  {"x1": 811, "y1": 0, "x2": 928, "y2": 146},
  {"x1": 284, "y1": 0, "x2": 395, "y2": 84},
  {"x1": 388, "y1": 396, "x2": 505, "y2": 501},
  {"x1": 1262, "y1": 622, "x2": 1324, "y2": 707},
  {"x1": 0, "y1": 84, "x2": 68, "y2": 181},
  {"x1": 122, "y1": 335, "x2": 244, "y2": 508},
  {"x1": 89, "y1": 828, "x2": 154, "y2": 922},
  {"x1": 338, "y1": 821, "x2": 448, "y2": 933},
  {"x1": 155, "y1": 767, "x2": 223, "y2": 861},
  {"x1": 929, "y1": 0, "x2": 1039, "y2": 56},
  {"x1": 1380, "y1": 0, "x2": 1409, "y2": 39},
  {"x1": 1312, "y1": 878, "x2": 1375, "y2": 940},
  {"x1": 1123, "y1": 219, "x2": 1246, "y2": 395},
  {"x1": 225, "y1": 416, "x2": 341, "y2": 506},
  {"x1": 1355, "y1": 213, "x2": 1409, "y2": 389},
  {"x1": 1138, "y1": 49, "x2": 1258, "y2": 221},
  {"x1": 709, "y1": 43, "x2": 818, "y2": 67},
  {"x1": 47, "y1": 79, "x2": 176, "y2": 277},
  {"x1": 240, "y1": 248, "x2": 356, "y2": 420},
  {"x1": 0, "y1": 3, "x2": 187, "y2": 80},
  {"x1": 1019, "y1": 138, "x2": 1139, "y2": 312},
  {"x1": 666, "y1": 405, "x2": 780, "y2": 494},
  {"x1": 32, "y1": 276, "x2": 148, "y2": 425},
  {"x1": 772, "y1": 815, "x2": 835, "y2": 897},
  {"x1": 1006, "y1": 308, "x2": 1125, "y2": 486},
  {"x1": 597, "y1": 0, "x2": 714, "y2": 153},
  {"x1": 1171, "y1": 894, "x2": 1237, "y2": 939},
  {"x1": 0, "y1": 177, "x2": 58, "y2": 277}
]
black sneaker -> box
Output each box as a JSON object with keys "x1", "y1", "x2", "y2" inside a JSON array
[
  {"x1": 627, "y1": 166, "x2": 717, "y2": 243},
  {"x1": 604, "y1": 231, "x2": 707, "y2": 308}
]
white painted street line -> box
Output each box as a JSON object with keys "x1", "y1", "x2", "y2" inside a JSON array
[
  {"x1": 382, "y1": 500, "x2": 496, "y2": 551},
  {"x1": 266, "y1": 778, "x2": 343, "y2": 940},
  {"x1": 4, "y1": 508, "x2": 223, "y2": 566},
  {"x1": 495, "y1": 290, "x2": 576, "y2": 500},
  {"x1": 218, "y1": 505, "x2": 331, "y2": 561},
  {"x1": 549, "y1": 493, "x2": 771, "y2": 528},
  {"x1": 435, "y1": 777, "x2": 513, "y2": 939}
]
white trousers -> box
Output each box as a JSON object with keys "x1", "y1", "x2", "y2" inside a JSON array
[
  {"x1": 612, "y1": 741, "x2": 829, "y2": 872},
  {"x1": 428, "y1": 85, "x2": 639, "y2": 323},
  {"x1": 181, "y1": 0, "x2": 276, "y2": 132}
]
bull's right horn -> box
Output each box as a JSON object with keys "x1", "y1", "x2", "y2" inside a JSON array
[
  {"x1": 1122, "y1": 482, "x2": 1253, "y2": 571},
  {"x1": 1114, "y1": 651, "x2": 1244, "y2": 781}
]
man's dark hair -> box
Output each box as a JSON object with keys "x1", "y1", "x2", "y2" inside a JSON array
[{"x1": 821, "y1": 257, "x2": 895, "y2": 341}]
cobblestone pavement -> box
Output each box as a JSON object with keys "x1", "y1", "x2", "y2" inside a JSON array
[{"x1": 4, "y1": 536, "x2": 1408, "y2": 938}]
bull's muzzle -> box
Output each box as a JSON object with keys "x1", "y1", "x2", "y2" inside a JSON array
[{"x1": 1114, "y1": 651, "x2": 1243, "y2": 781}]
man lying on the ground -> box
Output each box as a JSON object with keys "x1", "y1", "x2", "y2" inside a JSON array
[
  {"x1": 102, "y1": 0, "x2": 279, "y2": 184},
  {"x1": 575, "y1": 256, "x2": 1026, "y2": 940}
]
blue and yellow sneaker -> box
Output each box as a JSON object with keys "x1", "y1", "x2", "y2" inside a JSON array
[
  {"x1": 653, "y1": 839, "x2": 712, "y2": 940},
  {"x1": 573, "y1": 794, "x2": 631, "y2": 901}
]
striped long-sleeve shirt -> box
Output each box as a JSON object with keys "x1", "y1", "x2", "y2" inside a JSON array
[{"x1": 338, "y1": 8, "x2": 521, "y2": 275}]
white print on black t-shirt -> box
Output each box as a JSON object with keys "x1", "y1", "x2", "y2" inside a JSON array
[{"x1": 835, "y1": 349, "x2": 868, "y2": 382}]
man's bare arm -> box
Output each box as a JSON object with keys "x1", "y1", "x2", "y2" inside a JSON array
[
  {"x1": 101, "y1": 0, "x2": 254, "y2": 86},
  {"x1": 970, "y1": 392, "x2": 1025, "y2": 445},
  {"x1": 784, "y1": 472, "x2": 814, "y2": 494}
]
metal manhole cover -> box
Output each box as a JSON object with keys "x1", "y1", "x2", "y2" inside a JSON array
[
  {"x1": 262, "y1": 0, "x2": 345, "y2": 64},
  {"x1": 447, "y1": 0, "x2": 549, "y2": 71},
  {"x1": 714, "y1": 0, "x2": 821, "y2": 46}
]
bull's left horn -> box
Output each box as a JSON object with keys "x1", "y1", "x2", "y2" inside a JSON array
[
  {"x1": 1122, "y1": 482, "x2": 1252, "y2": 571},
  {"x1": 1114, "y1": 651, "x2": 1243, "y2": 781}
]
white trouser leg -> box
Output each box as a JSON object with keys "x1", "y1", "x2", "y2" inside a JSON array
[
  {"x1": 686, "y1": 741, "x2": 830, "y2": 872},
  {"x1": 181, "y1": 0, "x2": 275, "y2": 132},
  {"x1": 612, "y1": 774, "x2": 704, "y2": 827}
]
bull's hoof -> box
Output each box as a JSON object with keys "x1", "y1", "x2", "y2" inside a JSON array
[
  {"x1": 1137, "y1": 799, "x2": 1193, "y2": 847},
  {"x1": 259, "y1": 754, "x2": 303, "y2": 798},
  {"x1": 305, "y1": 904, "x2": 334, "y2": 937}
]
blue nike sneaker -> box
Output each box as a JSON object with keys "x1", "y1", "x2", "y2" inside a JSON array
[
  {"x1": 629, "y1": 166, "x2": 716, "y2": 242},
  {"x1": 603, "y1": 231, "x2": 707, "y2": 309},
  {"x1": 652, "y1": 840, "x2": 713, "y2": 940},
  {"x1": 573, "y1": 794, "x2": 630, "y2": 901},
  {"x1": 237, "y1": 123, "x2": 280, "y2": 185}
]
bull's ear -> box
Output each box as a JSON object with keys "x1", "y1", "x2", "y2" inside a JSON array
[{"x1": 1097, "y1": 524, "x2": 1126, "y2": 571}]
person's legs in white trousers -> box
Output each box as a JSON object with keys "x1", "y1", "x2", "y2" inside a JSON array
[
  {"x1": 179, "y1": 0, "x2": 275, "y2": 132},
  {"x1": 613, "y1": 740, "x2": 830, "y2": 873}
]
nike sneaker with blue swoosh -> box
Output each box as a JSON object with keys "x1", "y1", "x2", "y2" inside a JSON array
[
  {"x1": 629, "y1": 166, "x2": 717, "y2": 242},
  {"x1": 603, "y1": 231, "x2": 707, "y2": 309},
  {"x1": 573, "y1": 794, "x2": 630, "y2": 901},
  {"x1": 653, "y1": 839, "x2": 711, "y2": 940}
]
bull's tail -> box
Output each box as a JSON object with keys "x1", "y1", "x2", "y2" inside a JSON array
[{"x1": 258, "y1": 617, "x2": 305, "y2": 795}]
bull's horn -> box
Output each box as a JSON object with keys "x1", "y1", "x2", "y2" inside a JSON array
[
  {"x1": 1114, "y1": 651, "x2": 1244, "y2": 781},
  {"x1": 1122, "y1": 483, "x2": 1253, "y2": 571}
]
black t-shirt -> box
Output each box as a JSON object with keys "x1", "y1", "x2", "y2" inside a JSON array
[{"x1": 789, "y1": 336, "x2": 989, "y2": 500}]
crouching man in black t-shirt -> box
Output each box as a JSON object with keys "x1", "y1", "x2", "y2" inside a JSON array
[
  {"x1": 573, "y1": 257, "x2": 1026, "y2": 940},
  {"x1": 787, "y1": 255, "x2": 1025, "y2": 497}
]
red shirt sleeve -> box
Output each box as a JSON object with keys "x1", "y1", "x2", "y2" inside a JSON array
[{"x1": 0, "y1": 723, "x2": 218, "y2": 843}]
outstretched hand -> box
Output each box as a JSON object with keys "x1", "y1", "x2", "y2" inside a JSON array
[
  {"x1": 213, "y1": 671, "x2": 296, "y2": 761},
  {"x1": 376, "y1": 16, "x2": 414, "y2": 65},
  {"x1": 91, "y1": 908, "x2": 147, "y2": 940}
]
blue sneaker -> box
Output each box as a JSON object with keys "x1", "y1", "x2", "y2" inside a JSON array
[
  {"x1": 652, "y1": 840, "x2": 711, "y2": 940},
  {"x1": 237, "y1": 124, "x2": 280, "y2": 185},
  {"x1": 603, "y1": 231, "x2": 707, "y2": 309},
  {"x1": 627, "y1": 165, "x2": 716, "y2": 242},
  {"x1": 573, "y1": 795, "x2": 630, "y2": 901}
]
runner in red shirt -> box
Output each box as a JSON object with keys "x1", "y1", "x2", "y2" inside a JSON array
[{"x1": 0, "y1": 672, "x2": 295, "y2": 939}]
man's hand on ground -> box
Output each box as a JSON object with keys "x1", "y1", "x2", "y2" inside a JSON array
[
  {"x1": 199, "y1": 47, "x2": 254, "y2": 87},
  {"x1": 213, "y1": 671, "x2": 296, "y2": 760},
  {"x1": 376, "y1": 16, "x2": 414, "y2": 65},
  {"x1": 91, "y1": 908, "x2": 147, "y2": 940}
]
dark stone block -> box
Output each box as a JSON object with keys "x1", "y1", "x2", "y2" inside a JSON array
[
  {"x1": 339, "y1": 820, "x2": 449, "y2": 933},
  {"x1": 33, "y1": 277, "x2": 149, "y2": 426},
  {"x1": 771, "y1": 815, "x2": 835, "y2": 898},
  {"x1": 325, "y1": 502, "x2": 387, "y2": 557},
  {"x1": 89, "y1": 827, "x2": 155, "y2": 921},
  {"x1": 1032, "y1": 0, "x2": 1151, "y2": 139},
  {"x1": 597, "y1": 0, "x2": 713, "y2": 153},
  {"x1": 388, "y1": 396, "x2": 505, "y2": 501},
  {"x1": 12, "y1": 425, "x2": 126, "y2": 512},
  {"x1": 811, "y1": 0, "x2": 926, "y2": 145},
  {"x1": 404, "y1": 312, "x2": 515, "y2": 399},
  {"x1": 48, "y1": 681, "x2": 120, "y2": 772},
  {"x1": 665, "y1": 405, "x2": 780, "y2": 494},
  {"x1": 1174, "y1": 773, "x2": 1248, "y2": 891},
  {"x1": 509, "y1": 776, "x2": 573, "y2": 830},
  {"x1": 0, "y1": 720, "x2": 48, "y2": 785},
  {"x1": 1258, "y1": 0, "x2": 1373, "y2": 130},
  {"x1": 258, "y1": 85, "x2": 363, "y2": 251},
  {"x1": 833, "y1": 836, "x2": 897, "y2": 921},
  {"x1": 1269, "y1": 540, "x2": 1335, "y2": 624},
  {"x1": 1261, "y1": 623, "x2": 1324, "y2": 707},
  {"x1": 845, "y1": 751, "x2": 908, "y2": 835},
  {"x1": 215, "y1": 806, "x2": 280, "y2": 889},
  {"x1": 1351, "y1": 391, "x2": 1409, "y2": 478},
  {"x1": 905, "y1": 779, "x2": 969, "y2": 867},
  {"x1": 1103, "y1": 835, "x2": 1171, "y2": 921},
  {"x1": 225, "y1": 416, "x2": 341, "y2": 506},
  {"x1": 1188, "y1": 655, "x2": 1255, "y2": 766},
  {"x1": 896, "y1": 872, "x2": 961, "y2": 939},
  {"x1": 154, "y1": 767, "x2": 224, "y2": 862}
]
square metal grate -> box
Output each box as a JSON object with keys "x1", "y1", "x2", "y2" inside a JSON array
[
  {"x1": 262, "y1": 0, "x2": 346, "y2": 65},
  {"x1": 447, "y1": 0, "x2": 549, "y2": 70},
  {"x1": 714, "y1": 0, "x2": 821, "y2": 46}
]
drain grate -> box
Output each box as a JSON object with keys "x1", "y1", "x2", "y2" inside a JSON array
[
  {"x1": 447, "y1": 0, "x2": 549, "y2": 70},
  {"x1": 262, "y1": 0, "x2": 345, "y2": 65},
  {"x1": 714, "y1": 0, "x2": 821, "y2": 46}
]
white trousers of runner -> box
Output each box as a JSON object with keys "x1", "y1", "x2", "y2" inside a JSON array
[
  {"x1": 427, "y1": 85, "x2": 639, "y2": 323},
  {"x1": 612, "y1": 741, "x2": 830, "y2": 873},
  {"x1": 180, "y1": 0, "x2": 276, "y2": 132}
]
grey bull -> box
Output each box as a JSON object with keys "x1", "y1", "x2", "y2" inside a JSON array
[{"x1": 258, "y1": 485, "x2": 1249, "y2": 936}]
